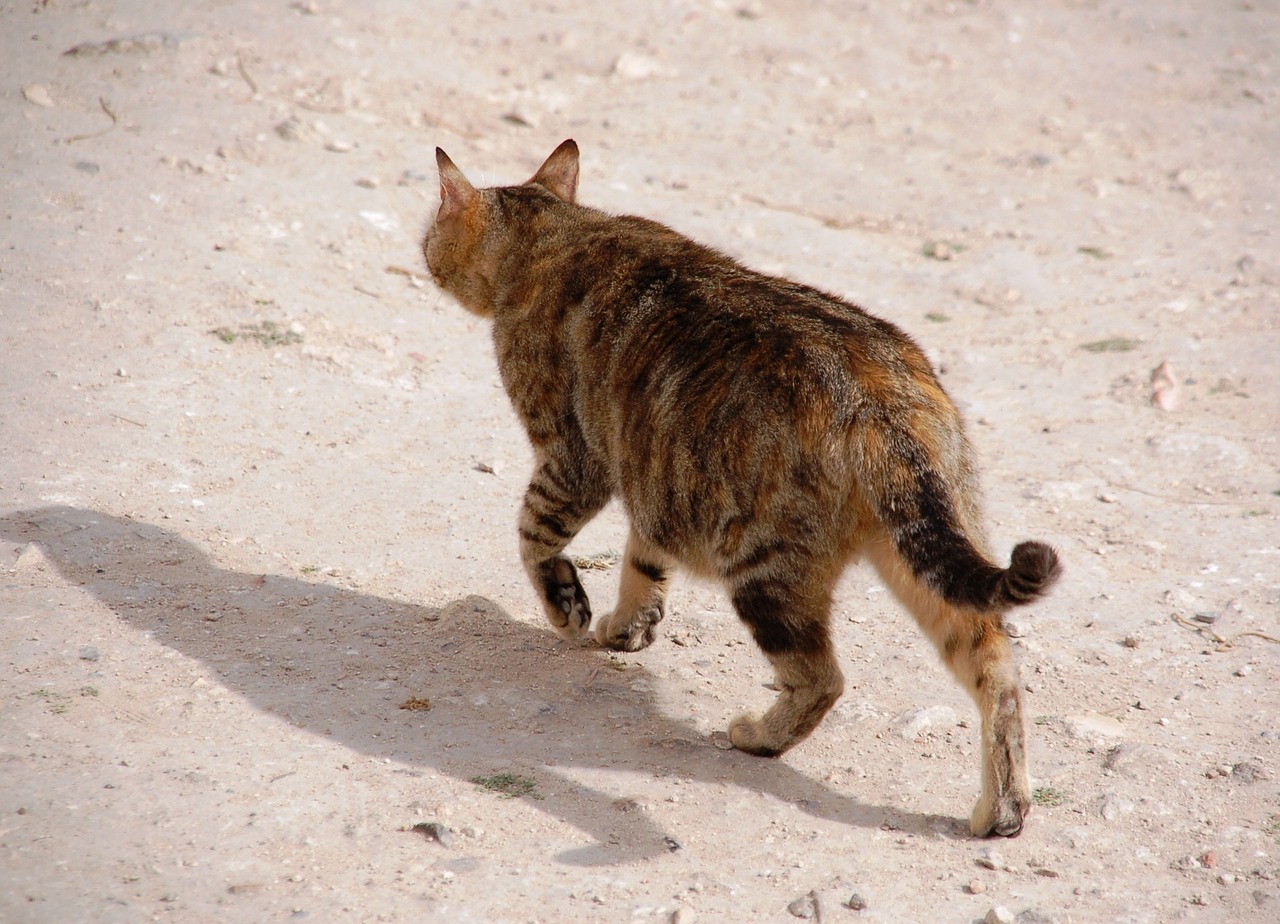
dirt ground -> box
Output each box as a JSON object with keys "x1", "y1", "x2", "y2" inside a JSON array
[{"x1": 2, "y1": 1, "x2": 1278, "y2": 921}]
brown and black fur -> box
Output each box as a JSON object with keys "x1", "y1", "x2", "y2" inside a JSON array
[{"x1": 423, "y1": 140, "x2": 1062, "y2": 837}]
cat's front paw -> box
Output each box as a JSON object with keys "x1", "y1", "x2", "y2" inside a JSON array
[{"x1": 540, "y1": 557, "x2": 592, "y2": 639}]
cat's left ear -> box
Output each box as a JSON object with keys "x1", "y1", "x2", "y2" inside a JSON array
[
  {"x1": 529, "y1": 139, "x2": 579, "y2": 203},
  {"x1": 436, "y1": 147, "x2": 478, "y2": 220}
]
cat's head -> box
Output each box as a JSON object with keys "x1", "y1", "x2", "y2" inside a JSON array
[{"x1": 423, "y1": 140, "x2": 581, "y2": 317}]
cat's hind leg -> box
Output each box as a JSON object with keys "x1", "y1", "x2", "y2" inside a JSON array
[
  {"x1": 595, "y1": 527, "x2": 673, "y2": 652},
  {"x1": 519, "y1": 460, "x2": 609, "y2": 641},
  {"x1": 726, "y1": 578, "x2": 845, "y2": 756},
  {"x1": 867, "y1": 541, "x2": 1032, "y2": 837}
]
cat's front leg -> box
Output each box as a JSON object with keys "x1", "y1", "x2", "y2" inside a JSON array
[
  {"x1": 518, "y1": 461, "x2": 608, "y2": 641},
  {"x1": 596, "y1": 528, "x2": 673, "y2": 652}
]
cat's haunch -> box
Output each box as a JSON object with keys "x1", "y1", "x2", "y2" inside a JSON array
[{"x1": 423, "y1": 140, "x2": 1061, "y2": 838}]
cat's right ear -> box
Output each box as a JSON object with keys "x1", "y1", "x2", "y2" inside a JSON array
[
  {"x1": 529, "y1": 139, "x2": 580, "y2": 203},
  {"x1": 435, "y1": 148, "x2": 478, "y2": 220}
]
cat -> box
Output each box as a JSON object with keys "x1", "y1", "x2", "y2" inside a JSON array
[{"x1": 422, "y1": 139, "x2": 1061, "y2": 837}]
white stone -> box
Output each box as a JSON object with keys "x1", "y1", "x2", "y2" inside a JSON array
[{"x1": 893, "y1": 705, "x2": 959, "y2": 740}]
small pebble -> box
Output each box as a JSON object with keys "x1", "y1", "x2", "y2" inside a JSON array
[
  {"x1": 1192, "y1": 612, "x2": 1219, "y2": 625},
  {"x1": 612, "y1": 51, "x2": 667, "y2": 79},
  {"x1": 1232, "y1": 760, "x2": 1265, "y2": 783},
  {"x1": 924, "y1": 240, "x2": 955, "y2": 260},
  {"x1": 1098, "y1": 793, "x2": 1135, "y2": 820},
  {"x1": 976, "y1": 847, "x2": 1008, "y2": 871},
  {"x1": 275, "y1": 117, "x2": 319, "y2": 143},
  {"x1": 847, "y1": 892, "x2": 868, "y2": 911},
  {"x1": 1200, "y1": 850, "x2": 1218, "y2": 869},
  {"x1": 1015, "y1": 911, "x2": 1057, "y2": 924},
  {"x1": 79, "y1": 646, "x2": 101, "y2": 661},
  {"x1": 13, "y1": 543, "x2": 47, "y2": 572},
  {"x1": 1150, "y1": 360, "x2": 1179, "y2": 411},
  {"x1": 22, "y1": 83, "x2": 55, "y2": 107},
  {"x1": 786, "y1": 891, "x2": 822, "y2": 919},
  {"x1": 1122, "y1": 635, "x2": 1140, "y2": 648},
  {"x1": 671, "y1": 907, "x2": 697, "y2": 924},
  {"x1": 967, "y1": 879, "x2": 987, "y2": 895},
  {"x1": 984, "y1": 907, "x2": 1015, "y2": 924},
  {"x1": 411, "y1": 821, "x2": 451, "y2": 847}
]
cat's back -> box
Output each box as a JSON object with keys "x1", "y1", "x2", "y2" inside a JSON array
[{"x1": 555, "y1": 210, "x2": 931, "y2": 418}]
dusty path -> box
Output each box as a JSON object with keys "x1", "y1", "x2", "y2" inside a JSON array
[{"x1": 2, "y1": 1, "x2": 1277, "y2": 921}]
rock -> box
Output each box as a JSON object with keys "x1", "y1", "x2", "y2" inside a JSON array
[
  {"x1": 1103, "y1": 743, "x2": 1169, "y2": 777},
  {"x1": 847, "y1": 892, "x2": 868, "y2": 911},
  {"x1": 1150, "y1": 361, "x2": 1179, "y2": 411},
  {"x1": 1232, "y1": 760, "x2": 1266, "y2": 783},
  {"x1": 787, "y1": 890, "x2": 820, "y2": 918},
  {"x1": 967, "y1": 879, "x2": 987, "y2": 894},
  {"x1": 1097, "y1": 793, "x2": 1135, "y2": 821},
  {"x1": 275, "y1": 116, "x2": 320, "y2": 144},
  {"x1": 1063, "y1": 712, "x2": 1125, "y2": 743},
  {"x1": 923, "y1": 240, "x2": 955, "y2": 261},
  {"x1": 22, "y1": 84, "x2": 55, "y2": 107},
  {"x1": 79, "y1": 646, "x2": 101, "y2": 661},
  {"x1": 612, "y1": 52, "x2": 669, "y2": 80},
  {"x1": 893, "y1": 705, "x2": 959, "y2": 740},
  {"x1": 833, "y1": 700, "x2": 882, "y2": 723},
  {"x1": 501, "y1": 108, "x2": 539, "y2": 129},
  {"x1": 1164, "y1": 587, "x2": 1199, "y2": 609},
  {"x1": 12, "y1": 543, "x2": 49, "y2": 573},
  {"x1": 976, "y1": 847, "x2": 1009, "y2": 871},
  {"x1": 1004, "y1": 618, "x2": 1029, "y2": 639},
  {"x1": 411, "y1": 822, "x2": 451, "y2": 847},
  {"x1": 1016, "y1": 911, "x2": 1057, "y2": 924},
  {"x1": 671, "y1": 906, "x2": 697, "y2": 924},
  {"x1": 984, "y1": 907, "x2": 1015, "y2": 924}
]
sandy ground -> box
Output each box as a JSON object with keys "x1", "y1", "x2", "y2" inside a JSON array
[{"x1": 2, "y1": 1, "x2": 1278, "y2": 921}]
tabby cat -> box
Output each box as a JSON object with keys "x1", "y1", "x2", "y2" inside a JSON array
[{"x1": 423, "y1": 140, "x2": 1061, "y2": 837}]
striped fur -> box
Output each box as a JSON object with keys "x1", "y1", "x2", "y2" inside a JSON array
[{"x1": 424, "y1": 140, "x2": 1062, "y2": 836}]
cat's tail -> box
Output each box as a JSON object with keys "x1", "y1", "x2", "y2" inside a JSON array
[{"x1": 863, "y1": 442, "x2": 1061, "y2": 612}]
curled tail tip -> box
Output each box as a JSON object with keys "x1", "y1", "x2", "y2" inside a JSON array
[{"x1": 999, "y1": 540, "x2": 1062, "y2": 607}]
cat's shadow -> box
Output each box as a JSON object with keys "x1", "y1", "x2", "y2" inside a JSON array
[{"x1": 2, "y1": 506, "x2": 966, "y2": 865}]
